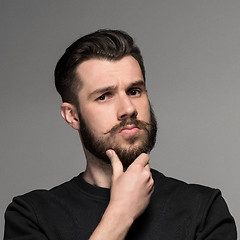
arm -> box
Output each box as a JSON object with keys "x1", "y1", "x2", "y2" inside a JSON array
[{"x1": 89, "y1": 150, "x2": 154, "y2": 240}]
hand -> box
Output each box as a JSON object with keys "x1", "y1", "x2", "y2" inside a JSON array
[
  {"x1": 89, "y1": 150, "x2": 154, "y2": 240},
  {"x1": 106, "y1": 149, "x2": 154, "y2": 222}
]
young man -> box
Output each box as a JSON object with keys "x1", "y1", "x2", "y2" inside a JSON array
[{"x1": 4, "y1": 30, "x2": 237, "y2": 239}]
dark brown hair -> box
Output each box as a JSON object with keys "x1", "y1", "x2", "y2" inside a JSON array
[{"x1": 54, "y1": 29, "x2": 145, "y2": 106}]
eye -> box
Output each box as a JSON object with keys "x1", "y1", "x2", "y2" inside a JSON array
[
  {"x1": 128, "y1": 88, "x2": 141, "y2": 96},
  {"x1": 96, "y1": 92, "x2": 112, "y2": 102}
]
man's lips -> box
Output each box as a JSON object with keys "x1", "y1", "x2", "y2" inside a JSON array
[{"x1": 118, "y1": 125, "x2": 140, "y2": 136}]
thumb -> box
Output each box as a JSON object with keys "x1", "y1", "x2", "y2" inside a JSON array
[{"x1": 106, "y1": 149, "x2": 123, "y2": 179}]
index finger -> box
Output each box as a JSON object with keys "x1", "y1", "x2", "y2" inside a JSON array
[{"x1": 131, "y1": 153, "x2": 150, "y2": 167}]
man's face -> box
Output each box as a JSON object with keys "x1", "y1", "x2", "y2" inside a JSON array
[{"x1": 76, "y1": 56, "x2": 157, "y2": 168}]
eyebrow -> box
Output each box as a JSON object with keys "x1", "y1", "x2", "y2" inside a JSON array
[
  {"x1": 129, "y1": 80, "x2": 145, "y2": 88},
  {"x1": 88, "y1": 85, "x2": 116, "y2": 99},
  {"x1": 88, "y1": 80, "x2": 145, "y2": 99}
]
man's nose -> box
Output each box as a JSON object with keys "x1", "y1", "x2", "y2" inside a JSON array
[{"x1": 117, "y1": 94, "x2": 138, "y2": 120}]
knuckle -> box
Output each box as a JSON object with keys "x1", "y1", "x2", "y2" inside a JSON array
[
  {"x1": 134, "y1": 163, "x2": 142, "y2": 172},
  {"x1": 150, "y1": 177, "x2": 154, "y2": 186},
  {"x1": 142, "y1": 169, "x2": 151, "y2": 179},
  {"x1": 145, "y1": 164, "x2": 150, "y2": 171}
]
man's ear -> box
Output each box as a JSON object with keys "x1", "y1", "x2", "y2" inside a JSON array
[{"x1": 61, "y1": 103, "x2": 80, "y2": 130}]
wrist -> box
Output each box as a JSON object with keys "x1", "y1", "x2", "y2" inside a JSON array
[
  {"x1": 105, "y1": 201, "x2": 134, "y2": 226},
  {"x1": 91, "y1": 202, "x2": 133, "y2": 240}
]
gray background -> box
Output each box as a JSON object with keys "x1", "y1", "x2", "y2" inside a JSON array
[{"x1": 1, "y1": 0, "x2": 239, "y2": 236}]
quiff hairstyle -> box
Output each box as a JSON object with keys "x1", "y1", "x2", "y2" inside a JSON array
[{"x1": 54, "y1": 29, "x2": 146, "y2": 107}]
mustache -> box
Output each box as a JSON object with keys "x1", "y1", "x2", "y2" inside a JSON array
[{"x1": 104, "y1": 118, "x2": 153, "y2": 135}]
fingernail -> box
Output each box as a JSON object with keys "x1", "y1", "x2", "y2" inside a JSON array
[{"x1": 106, "y1": 150, "x2": 112, "y2": 158}]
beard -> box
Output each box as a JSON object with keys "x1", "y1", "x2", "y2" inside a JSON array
[{"x1": 78, "y1": 105, "x2": 157, "y2": 169}]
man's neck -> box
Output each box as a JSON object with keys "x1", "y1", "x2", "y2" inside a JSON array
[{"x1": 82, "y1": 148, "x2": 113, "y2": 188}]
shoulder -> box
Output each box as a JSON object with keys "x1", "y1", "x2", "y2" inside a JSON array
[
  {"x1": 4, "y1": 177, "x2": 83, "y2": 239},
  {"x1": 151, "y1": 168, "x2": 221, "y2": 207},
  {"x1": 150, "y1": 169, "x2": 237, "y2": 238},
  {"x1": 151, "y1": 169, "x2": 235, "y2": 228},
  {"x1": 6, "y1": 177, "x2": 76, "y2": 214},
  {"x1": 152, "y1": 168, "x2": 219, "y2": 193}
]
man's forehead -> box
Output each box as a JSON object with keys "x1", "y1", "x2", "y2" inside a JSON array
[
  {"x1": 75, "y1": 56, "x2": 144, "y2": 91},
  {"x1": 76, "y1": 56, "x2": 142, "y2": 74}
]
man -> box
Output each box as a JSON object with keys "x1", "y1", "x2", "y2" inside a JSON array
[{"x1": 4, "y1": 29, "x2": 237, "y2": 239}]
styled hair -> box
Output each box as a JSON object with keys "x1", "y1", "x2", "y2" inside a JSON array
[{"x1": 54, "y1": 29, "x2": 145, "y2": 106}]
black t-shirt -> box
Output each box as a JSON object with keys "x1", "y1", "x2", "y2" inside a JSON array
[{"x1": 4, "y1": 169, "x2": 237, "y2": 239}]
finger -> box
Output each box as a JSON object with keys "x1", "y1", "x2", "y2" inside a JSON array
[
  {"x1": 147, "y1": 177, "x2": 154, "y2": 193},
  {"x1": 144, "y1": 163, "x2": 151, "y2": 172},
  {"x1": 106, "y1": 149, "x2": 123, "y2": 179},
  {"x1": 149, "y1": 185, "x2": 154, "y2": 194},
  {"x1": 132, "y1": 153, "x2": 150, "y2": 167}
]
